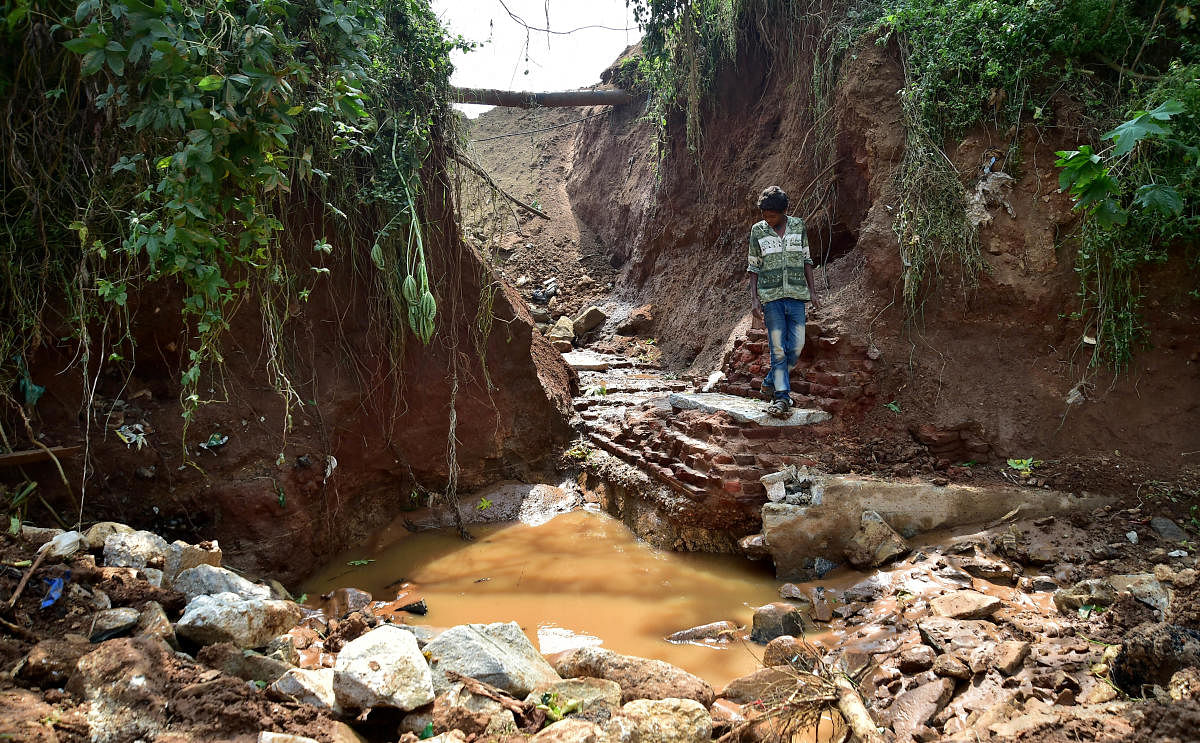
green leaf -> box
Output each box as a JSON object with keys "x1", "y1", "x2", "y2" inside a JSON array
[
  {"x1": 346, "y1": 559, "x2": 375, "y2": 567},
  {"x1": 1093, "y1": 198, "x2": 1128, "y2": 230},
  {"x1": 80, "y1": 49, "x2": 104, "y2": 76},
  {"x1": 1134, "y1": 183, "x2": 1184, "y2": 217},
  {"x1": 369, "y1": 243, "x2": 385, "y2": 270},
  {"x1": 1103, "y1": 101, "x2": 1183, "y2": 157},
  {"x1": 7, "y1": 516, "x2": 19, "y2": 535},
  {"x1": 197, "y1": 74, "x2": 224, "y2": 91}
]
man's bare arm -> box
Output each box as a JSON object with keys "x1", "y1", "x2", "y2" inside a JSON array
[
  {"x1": 749, "y1": 273, "x2": 763, "y2": 320},
  {"x1": 804, "y1": 264, "x2": 822, "y2": 311}
]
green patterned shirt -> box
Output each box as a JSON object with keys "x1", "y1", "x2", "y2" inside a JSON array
[{"x1": 746, "y1": 216, "x2": 814, "y2": 303}]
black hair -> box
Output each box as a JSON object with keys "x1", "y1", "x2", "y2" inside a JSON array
[{"x1": 757, "y1": 185, "x2": 788, "y2": 212}]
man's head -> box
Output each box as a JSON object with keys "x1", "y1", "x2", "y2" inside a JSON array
[{"x1": 757, "y1": 185, "x2": 788, "y2": 227}]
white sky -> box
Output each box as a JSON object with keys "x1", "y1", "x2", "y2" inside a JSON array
[{"x1": 431, "y1": 0, "x2": 639, "y2": 117}]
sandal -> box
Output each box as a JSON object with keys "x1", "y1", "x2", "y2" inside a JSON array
[{"x1": 767, "y1": 398, "x2": 791, "y2": 419}]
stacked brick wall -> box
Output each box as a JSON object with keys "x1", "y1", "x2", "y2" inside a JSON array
[{"x1": 716, "y1": 321, "x2": 882, "y2": 417}]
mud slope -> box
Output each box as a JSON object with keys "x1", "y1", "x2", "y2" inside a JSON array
[
  {"x1": 568, "y1": 32, "x2": 1200, "y2": 476},
  {"x1": 19, "y1": 149, "x2": 573, "y2": 585}
]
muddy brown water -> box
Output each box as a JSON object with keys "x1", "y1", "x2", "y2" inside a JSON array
[{"x1": 302, "y1": 508, "x2": 784, "y2": 688}]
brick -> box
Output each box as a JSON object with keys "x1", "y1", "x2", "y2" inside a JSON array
[
  {"x1": 733, "y1": 453, "x2": 756, "y2": 466},
  {"x1": 721, "y1": 479, "x2": 742, "y2": 495},
  {"x1": 742, "y1": 427, "x2": 783, "y2": 440},
  {"x1": 741, "y1": 482, "x2": 766, "y2": 497},
  {"x1": 711, "y1": 453, "x2": 735, "y2": 465}
]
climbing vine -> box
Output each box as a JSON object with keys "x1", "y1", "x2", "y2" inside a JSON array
[
  {"x1": 0, "y1": 0, "x2": 466, "y2": 432},
  {"x1": 628, "y1": 0, "x2": 1199, "y2": 366}
]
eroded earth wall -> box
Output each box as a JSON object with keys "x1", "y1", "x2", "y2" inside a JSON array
[
  {"x1": 22, "y1": 154, "x2": 574, "y2": 584},
  {"x1": 568, "y1": 30, "x2": 1200, "y2": 478}
]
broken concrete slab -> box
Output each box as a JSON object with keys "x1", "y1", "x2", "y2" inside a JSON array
[
  {"x1": 761, "y1": 473, "x2": 1112, "y2": 581},
  {"x1": 561, "y1": 351, "x2": 611, "y2": 371},
  {"x1": 667, "y1": 392, "x2": 831, "y2": 427}
]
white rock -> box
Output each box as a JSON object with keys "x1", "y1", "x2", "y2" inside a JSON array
[
  {"x1": 270, "y1": 668, "x2": 341, "y2": 713},
  {"x1": 425, "y1": 621, "x2": 560, "y2": 696},
  {"x1": 104, "y1": 531, "x2": 169, "y2": 569},
  {"x1": 333, "y1": 624, "x2": 435, "y2": 711},
  {"x1": 1127, "y1": 531, "x2": 1139, "y2": 544},
  {"x1": 619, "y1": 698, "x2": 712, "y2": 743},
  {"x1": 176, "y1": 592, "x2": 302, "y2": 648},
  {"x1": 83, "y1": 522, "x2": 134, "y2": 551},
  {"x1": 173, "y1": 564, "x2": 271, "y2": 601},
  {"x1": 258, "y1": 733, "x2": 320, "y2": 743},
  {"x1": 165, "y1": 539, "x2": 222, "y2": 582}
]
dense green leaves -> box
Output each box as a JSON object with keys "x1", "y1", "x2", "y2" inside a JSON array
[{"x1": 43, "y1": 0, "x2": 463, "y2": 422}]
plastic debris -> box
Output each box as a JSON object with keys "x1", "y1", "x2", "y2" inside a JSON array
[
  {"x1": 37, "y1": 531, "x2": 85, "y2": 559},
  {"x1": 198, "y1": 433, "x2": 229, "y2": 453},
  {"x1": 115, "y1": 423, "x2": 149, "y2": 450},
  {"x1": 1126, "y1": 531, "x2": 1139, "y2": 544},
  {"x1": 1169, "y1": 549, "x2": 1189, "y2": 558},
  {"x1": 40, "y1": 574, "x2": 68, "y2": 609}
]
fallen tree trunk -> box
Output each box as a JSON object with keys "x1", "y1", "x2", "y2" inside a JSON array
[{"x1": 452, "y1": 87, "x2": 635, "y2": 108}]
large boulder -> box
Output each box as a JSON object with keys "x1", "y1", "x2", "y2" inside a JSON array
[
  {"x1": 176, "y1": 592, "x2": 303, "y2": 648},
  {"x1": 198, "y1": 643, "x2": 293, "y2": 684},
  {"x1": 173, "y1": 564, "x2": 271, "y2": 602},
  {"x1": 749, "y1": 602, "x2": 811, "y2": 644},
  {"x1": 424, "y1": 621, "x2": 559, "y2": 697},
  {"x1": 103, "y1": 530, "x2": 169, "y2": 569},
  {"x1": 572, "y1": 306, "x2": 608, "y2": 336},
  {"x1": 843, "y1": 510, "x2": 910, "y2": 568},
  {"x1": 719, "y1": 666, "x2": 794, "y2": 704},
  {"x1": 553, "y1": 647, "x2": 714, "y2": 706},
  {"x1": 525, "y1": 677, "x2": 623, "y2": 716},
  {"x1": 433, "y1": 682, "x2": 517, "y2": 737},
  {"x1": 616, "y1": 698, "x2": 712, "y2": 743},
  {"x1": 333, "y1": 624, "x2": 434, "y2": 711},
  {"x1": 616, "y1": 304, "x2": 654, "y2": 336}
]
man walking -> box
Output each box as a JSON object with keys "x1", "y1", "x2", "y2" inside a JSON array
[{"x1": 746, "y1": 186, "x2": 822, "y2": 418}]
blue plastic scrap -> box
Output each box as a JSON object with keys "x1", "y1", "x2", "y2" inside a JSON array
[{"x1": 40, "y1": 571, "x2": 70, "y2": 609}]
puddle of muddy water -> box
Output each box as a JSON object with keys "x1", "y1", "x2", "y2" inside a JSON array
[{"x1": 302, "y1": 508, "x2": 783, "y2": 688}]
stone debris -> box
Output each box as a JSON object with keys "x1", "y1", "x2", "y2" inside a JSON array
[
  {"x1": 525, "y1": 677, "x2": 623, "y2": 715},
  {"x1": 425, "y1": 621, "x2": 560, "y2": 697},
  {"x1": 929, "y1": 589, "x2": 1002, "y2": 620},
  {"x1": 668, "y1": 392, "x2": 832, "y2": 427},
  {"x1": 103, "y1": 530, "x2": 170, "y2": 570},
  {"x1": 270, "y1": 668, "x2": 341, "y2": 712},
  {"x1": 615, "y1": 304, "x2": 653, "y2": 336},
  {"x1": 665, "y1": 620, "x2": 739, "y2": 643},
  {"x1": 176, "y1": 592, "x2": 303, "y2": 648},
  {"x1": 1150, "y1": 517, "x2": 1189, "y2": 542},
  {"x1": 173, "y1": 564, "x2": 272, "y2": 602},
  {"x1": 432, "y1": 681, "x2": 516, "y2": 737},
  {"x1": 554, "y1": 646, "x2": 714, "y2": 706},
  {"x1": 572, "y1": 305, "x2": 607, "y2": 336},
  {"x1": 749, "y1": 601, "x2": 812, "y2": 643},
  {"x1": 617, "y1": 698, "x2": 712, "y2": 743},
  {"x1": 88, "y1": 607, "x2": 140, "y2": 641},
  {"x1": 844, "y1": 510, "x2": 911, "y2": 568},
  {"x1": 333, "y1": 624, "x2": 434, "y2": 711}
]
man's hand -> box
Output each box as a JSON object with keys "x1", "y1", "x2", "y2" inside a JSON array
[
  {"x1": 752, "y1": 301, "x2": 764, "y2": 321},
  {"x1": 809, "y1": 298, "x2": 822, "y2": 314}
]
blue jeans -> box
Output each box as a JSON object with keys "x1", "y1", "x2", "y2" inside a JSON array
[{"x1": 763, "y1": 298, "x2": 807, "y2": 400}]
